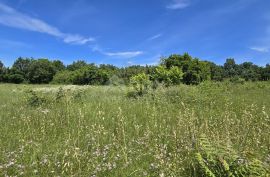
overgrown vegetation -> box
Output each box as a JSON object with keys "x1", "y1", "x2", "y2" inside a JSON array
[
  {"x1": 0, "y1": 82, "x2": 269, "y2": 176},
  {"x1": 0, "y1": 53, "x2": 270, "y2": 176},
  {"x1": 0, "y1": 53, "x2": 269, "y2": 85}
]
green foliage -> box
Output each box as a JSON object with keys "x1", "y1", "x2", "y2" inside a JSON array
[
  {"x1": 28, "y1": 59, "x2": 56, "y2": 84},
  {"x1": 169, "y1": 66, "x2": 184, "y2": 84},
  {"x1": 181, "y1": 59, "x2": 211, "y2": 85},
  {"x1": 194, "y1": 135, "x2": 269, "y2": 177},
  {"x1": 99, "y1": 64, "x2": 118, "y2": 75},
  {"x1": 229, "y1": 76, "x2": 245, "y2": 84},
  {"x1": 0, "y1": 54, "x2": 270, "y2": 85},
  {"x1": 52, "y1": 70, "x2": 73, "y2": 84},
  {"x1": 239, "y1": 62, "x2": 261, "y2": 81},
  {"x1": 161, "y1": 53, "x2": 192, "y2": 69},
  {"x1": 129, "y1": 73, "x2": 151, "y2": 96},
  {"x1": 0, "y1": 60, "x2": 4, "y2": 82},
  {"x1": 12, "y1": 57, "x2": 33, "y2": 81},
  {"x1": 153, "y1": 65, "x2": 183, "y2": 85},
  {"x1": 224, "y1": 58, "x2": 238, "y2": 78},
  {"x1": 118, "y1": 65, "x2": 150, "y2": 84},
  {"x1": 261, "y1": 64, "x2": 270, "y2": 81},
  {"x1": 52, "y1": 60, "x2": 66, "y2": 72},
  {"x1": 161, "y1": 54, "x2": 211, "y2": 85},
  {"x1": 25, "y1": 89, "x2": 48, "y2": 107},
  {"x1": 67, "y1": 60, "x2": 88, "y2": 71},
  {"x1": 54, "y1": 87, "x2": 86, "y2": 103},
  {"x1": 71, "y1": 65, "x2": 109, "y2": 85},
  {"x1": 71, "y1": 67, "x2": 91, "y2": 85},
  {"x1": 7, "y1": 73, "x2": 25, "y2": 84},
  {"x1": 25, "y1": 87, "x2": 86, "y2": 107},
  {"x1": 108, "y1": 75, "x2": 124, "y2": 86},
  {"x1": 208, "y1": 62, "x2": 224, "y2": 81},
  {"x1": 0, "y1": 60, "x2": 3, "y2": 69},
  {"x1": 152, "y1": 65, "x2": 171, "y2": 84}
]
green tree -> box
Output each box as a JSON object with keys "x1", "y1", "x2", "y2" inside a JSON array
[
  {"x1": 161, "y1": 53, "x2": 192, "y2": 70},
  {"x1": 183, "y1": 59, "x2": 211, "y2": 85},
  {"x1": 71, "y1": 65, "x2": 109, "y2": 85},
  {"x1": 108, "y1": 75, "x2": 124, "y2": 86},
  {"x1": 99, "y1": 64, "x2": 118, "y2": 74},
  {"x1": 261, "y1": 64, "x2": 270, "y2": 81},
  {"x1": 224, "y1": 58, "x2": 239, "y2": 78},
  {"x1": 52, "y1": 60, "x2": 65, "y2": 72},
  {"x1": 208, "y1": 62, "x2": 224, "y2": 81},
  {"x1": 12, "y1": 57, "x2": 33, "y2": 81},
  {"x1": 169, "y1": 66, "x2": 184, "y2": 85},
  {"x1": 152, "y1": 65, "x2": 170, "y2": 84},
  {"x1": 0, "y1": 60, "x2": 4, "y2": 82},
  {"x1": 118, "y1": 65, "x2": 148, "y2": 84},
  {"x1": 152, "y1": 66, "x2": 183, "y2": 85},
  {"x1": 239, "y1": 62, "x2": 260, "y2": 81},
  {"x1": 8, "y1": 74, "x2": 24, "y2": 84},
  {"x1": 67, "y1": 60, "x2": 88, "y2": 71},
  {"x1": 28, "y1": 59, "x2": 56, "y2": 84},
  {"x1": 52, "y1": 70, "x2": 73, "y2": 84},
  {"x1": 0, "y1": 60, "x2": 3, "y2": 69}
]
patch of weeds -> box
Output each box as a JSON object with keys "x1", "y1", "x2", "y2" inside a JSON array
[
  {"x1": 25, "y1": 89, "x2": 48, "y2": 107},
  {"x1": 71, "y1": 89, "x2": 86, "y2": 102},
  {"x1": 193, "y1": 135, "x2": 269, "y2": 177}
]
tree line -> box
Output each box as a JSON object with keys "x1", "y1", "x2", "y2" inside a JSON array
[{"x1": 0, "y1": 53, "x2": 269, "y2": 85}]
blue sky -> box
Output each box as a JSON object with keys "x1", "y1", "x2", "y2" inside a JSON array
[{"x1": 0, "y1": 0, "x2": 269, "y2": 67}]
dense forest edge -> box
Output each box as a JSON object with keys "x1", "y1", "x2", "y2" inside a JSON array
[{"x1": 0, "y1": 53, "x2": 269, "y2": 85}]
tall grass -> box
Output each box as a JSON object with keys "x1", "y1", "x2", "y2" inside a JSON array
[{"x1": 0, "y1": 82, "x2": 269, "y2": 176}]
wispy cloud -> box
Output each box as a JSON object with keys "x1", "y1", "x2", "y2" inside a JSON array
[
  {"x1": 166, "y1": 0, "x2": 190, "y2": 10},
  {"x1": 148, "y1": 33, "x2": 162, "y2": 41},
  {"x1": 103, "y1": 51, "x2": 143, "y2": 58},
  {"x1": 250, "y1": 46, "x2": 269, "y2": 53},
  {"x1": 91, "y1": 45, "x2": 143, "y2": 58},
  {"x1": 0, "y1": 3, "x2": 94, "y2": 45}
]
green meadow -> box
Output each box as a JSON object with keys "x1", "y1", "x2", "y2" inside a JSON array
[{"x1": 0, "y1": 82, "x2": 270, "y2": 176}]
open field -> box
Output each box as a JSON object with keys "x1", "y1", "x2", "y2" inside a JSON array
[{"x1": 0, "y1": 82, "x2": 270, "y2": 176}]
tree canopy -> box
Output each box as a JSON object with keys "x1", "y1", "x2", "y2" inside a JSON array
[{"x1": 0, "y1": 54, "x2": 269, "y2": 85}]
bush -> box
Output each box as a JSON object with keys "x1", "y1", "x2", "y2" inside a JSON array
[
  {"x1": 25, "y1": 90, "x2": 48, "y2": 107},
  {"x1": 28, "y1": 59, "x2": 56, "y2": 84},
  {"x1": 8, "y1": 74, "x2": 25, "y2": 84},
  {"x1": 52, "y1": 70, "x2": 73, "y2": 84},
  {"x1": 152, "y1": 66, "x2": 183, "y2": 86},
  {"x1": 71, "y1": 66, "x2": 109, "y2": 85},
  {"x1": 230, "y1": 76, "x2": 245, "y2": 84},
  {"x1": 108, "y1": 75, "x2": 124, "y2": 86},
  {"x1": 129, "y1": 73, "x2": 151, "y2": 97}
]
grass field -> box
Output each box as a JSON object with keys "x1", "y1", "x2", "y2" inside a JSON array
[{"x1": 0, "y1": 82, "x2": 270, "y2": 176}]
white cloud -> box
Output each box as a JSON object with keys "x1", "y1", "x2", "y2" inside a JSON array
[
  {"x1": 63, "y1": 35, "x2": 94, "y2": 45},
  {"x1": 148, "y1": 33, "x2": 162, "y2": 41},
  {"x1": 166, "y1": 0, "x2": 190, "y2": 10},
  {"x1": 250, "y1": 46, "x2": 269, "y2": 53},
  {"x1": 0, "y1": 3, "x2": 94, "y2": 45},
  {"x1": 90, "y1": 45, "x2": 143, "y2": 58},
  {"x1": 104, "y1": 51, "x2": 143, "y2": 58}
]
